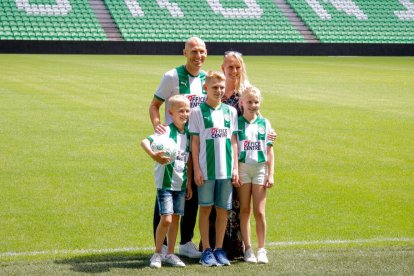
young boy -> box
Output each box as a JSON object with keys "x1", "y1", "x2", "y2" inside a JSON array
[
  {"x1": 189, "y1": 70, "x2": 239, "y2": 266},
  {"x1": 141, "y1": 95, "x2": 192, "y2": 268}
]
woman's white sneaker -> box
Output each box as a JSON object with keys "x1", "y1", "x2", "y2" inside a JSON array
[
  {"x1": 257, "y1": 248, "x2": 269, "y2": 264},
  {"x1": 244, "y1": 248, "x2": 257, "y2": 263}
]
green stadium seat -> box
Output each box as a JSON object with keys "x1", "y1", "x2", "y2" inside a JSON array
[
  {"x1": 286, "y1": 0, "x2": 414, "y2": 43},
  {"x1": 104, "y1": 0, "x2": 304, "y2": 42},
  {"x1": 2, "y1": 0, "x2": 413, "y2": 43},
  {"x1": 0, "y1": 0, "x2": 107, "y2": 41}
]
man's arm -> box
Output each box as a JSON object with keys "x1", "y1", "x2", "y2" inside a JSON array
[
  {"x1": 186, "y1": 153, "x2": 193, "y2": 200},
  {"x1": 149, "y1": 97, "x2": 167, "y2": 133}
]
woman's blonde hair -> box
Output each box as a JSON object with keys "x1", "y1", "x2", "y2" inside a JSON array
[{"x1": 223, "y1": 51, "x2": 250, "y2": 95}]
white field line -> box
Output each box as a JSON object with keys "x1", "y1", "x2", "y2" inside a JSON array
[
  {"x1": 268, "y1": 237, "x2": 414, "y2": 246},
  {"x1": 1, "y1": 237, "x2": 413, "y2": 258}
]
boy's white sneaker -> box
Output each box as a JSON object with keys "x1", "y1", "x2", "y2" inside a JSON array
[
  {"x1": 164, "y1": 254, "x2": 186, "y2": 267},
  {"x1": 257, "y1": 248, "x2": 269, "y2": 264},
  {"x1": 179, "y1": 241, "x2": 202, "y2": 258},
  {"x1": 149, "y1": 253, "x2": 162, "y2": 268},
  {"x1": 244, "y1": 248, "x2": 257, "y2": 263}
]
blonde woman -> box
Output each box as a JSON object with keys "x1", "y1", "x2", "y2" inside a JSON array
[{"x1": 220, "y1": 51, "x2": 250, "y2": 260}]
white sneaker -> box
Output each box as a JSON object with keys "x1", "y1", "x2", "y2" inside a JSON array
[
  {"x1": 164, "y1": 254, "x2": 186, "y2": 267},
  {"x1": 257, "y1": 248, "x2": 268, "y2": 264},
  {"x1": 244, "y1": 248, "x2": 257, "y2": 263},
  {"x1": 149, "y1": 253, "x2": 162, "y2": 268},
  {"x1": 179, "y1": 241, "x2": 202, "y2": 258}
]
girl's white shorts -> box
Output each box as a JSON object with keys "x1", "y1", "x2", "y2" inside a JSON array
[{"x1": 238, "y1": 162, "x2": 267, "y2": 185}]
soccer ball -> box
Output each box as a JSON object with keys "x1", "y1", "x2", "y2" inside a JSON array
[{"x1": 150, "y1": 136, "x2": 178, "y2": 165}]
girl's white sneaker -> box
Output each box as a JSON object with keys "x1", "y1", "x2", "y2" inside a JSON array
[
  {"x1": 244, "y1": 248, "x2": 257, "y2": 263},
  {"x1": 257, "y1": 248, "x2": 268, "y2": 264}
]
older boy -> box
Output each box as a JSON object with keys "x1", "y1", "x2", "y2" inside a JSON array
[
  {"x1": 141, "y1": 95, "x2": 192, "y2": 268},
  {"x1": 189, "y1": 71, "x2": 239, "y2": 266}
]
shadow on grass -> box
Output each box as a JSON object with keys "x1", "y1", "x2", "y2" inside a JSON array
[{"x1": 55, "y1": 252, "x2": 201, "y2": 274}]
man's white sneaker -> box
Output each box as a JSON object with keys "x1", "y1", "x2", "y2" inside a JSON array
[
  {"x1": 149, "y1": 253, "x2": 162, "y2": 268},
  {"x1": 244, "y1": 248, "x2": 257, "y2": 263},
  {"x1": 164, "y1": 254, "x2": 186, "y2": 267},
  {"x1": 179, "y1": 241, "x2": 202, "y2": 258},
  {"x1": 257, "y1": 248, "x2": 269, "y2": 264}
]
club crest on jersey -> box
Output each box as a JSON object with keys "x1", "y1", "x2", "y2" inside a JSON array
[
  {"x1": 258, "y1": 126, "x2": 266, "y2": 135},
  {"x1": 224, "y1": 113, "x2": 230, "y2": 122},
  {"x1": 244, "y1": 140, "x2": 262, "y2": 151},
  {"x1": 211, "y1": 128, "x2": 228, "y2": 138},
  {"x1": 187, "y1": 95, "x2": 206, "y2": 108}
]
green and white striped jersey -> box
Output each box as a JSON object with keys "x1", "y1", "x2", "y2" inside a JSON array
[
  {"x1": 237, "y1": 115, "x2": 273, "y2": 164},
  {"x1": 154, "y1": 65, "x2": 207, "y2": 124},
  {"x1": 189, "y1": 102, "x2": 238, "y2": 180},
  {"x1": 147, "y1": 123, "x2": 190, "y2": 191}
]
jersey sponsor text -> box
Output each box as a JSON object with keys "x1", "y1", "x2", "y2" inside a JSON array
[
  {"x1": 211, "y1": 128, "x2": 228, "y2": 138},
  {"x1": 243, "y1": 140, "x2": 262, "y2": 151}
]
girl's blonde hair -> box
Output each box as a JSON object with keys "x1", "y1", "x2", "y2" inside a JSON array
[
  {"x1": 239, "y1": 86, "x2": 263, "y2": 114},
  {"x1": 240, "y1": 85, "x2": 262, "y2": 102},
  {"x1": 223, "y1": 51, "x2": 250, "y2": 94}
]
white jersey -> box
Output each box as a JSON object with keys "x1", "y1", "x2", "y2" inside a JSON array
[
  {"x1": 189, "y1": 102, "x2": 238, "y2": 180},
  {"x1": 154, "y1": 65, "x2": 207, "y2": 124},
  {"x1": 237, "y1": 115, "x2": 273, "y2": 164},
  {"x1": 148, "y1": 123, "x2": 190, "y2": 191}
]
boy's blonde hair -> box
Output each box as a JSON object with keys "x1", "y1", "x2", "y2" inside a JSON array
[
  {"x1": 168, "y1": 94, "x2": 190, "y2": 110},
  {"x1": 205, "y1": 70, "x2": 225, "y2": 85}
]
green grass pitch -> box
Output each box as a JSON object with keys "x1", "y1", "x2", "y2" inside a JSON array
[{"x1": 0, "y1": 54, "x2": 413, "y2": 274}]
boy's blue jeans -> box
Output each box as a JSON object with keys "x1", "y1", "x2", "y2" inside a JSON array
[{"x1": 198, "y1": 179, "x2": 232, "y2": 210}]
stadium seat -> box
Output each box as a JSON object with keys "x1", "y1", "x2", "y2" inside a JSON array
[
  {"x1": 286, "y1": 0, "x2": 414, "y2": 43},
  {"x1": 1, "y1": 0, "x2": 413, "y2": 43},
  {"x1": 103, "y1": 0, "x2": 304, "y2": 42},
  {"x1": 0, "y1": 0, "x2": 107, "y2": 41}
]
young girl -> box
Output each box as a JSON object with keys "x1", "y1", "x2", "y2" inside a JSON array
[{"x1": 237, "y1": 86, "x2": 274, "y2": 264}]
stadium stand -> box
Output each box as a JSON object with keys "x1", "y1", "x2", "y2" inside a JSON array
[
  {"x1": 0, "y1": 0, "x2": 107, "y2": 40},
  {"x1": 287, "y1": 0, "x2": 414, "y2": 43},
  {"x1": 0, "y1": 0, "x2": 413, "y2": 44},
  {"x1": 104, "y1": 0, "x2": 304, "y2": 42}
]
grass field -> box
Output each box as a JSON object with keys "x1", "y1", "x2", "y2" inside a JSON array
[{"x1": 0, "y1": 54, "x2": 413, "y2": 275}]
